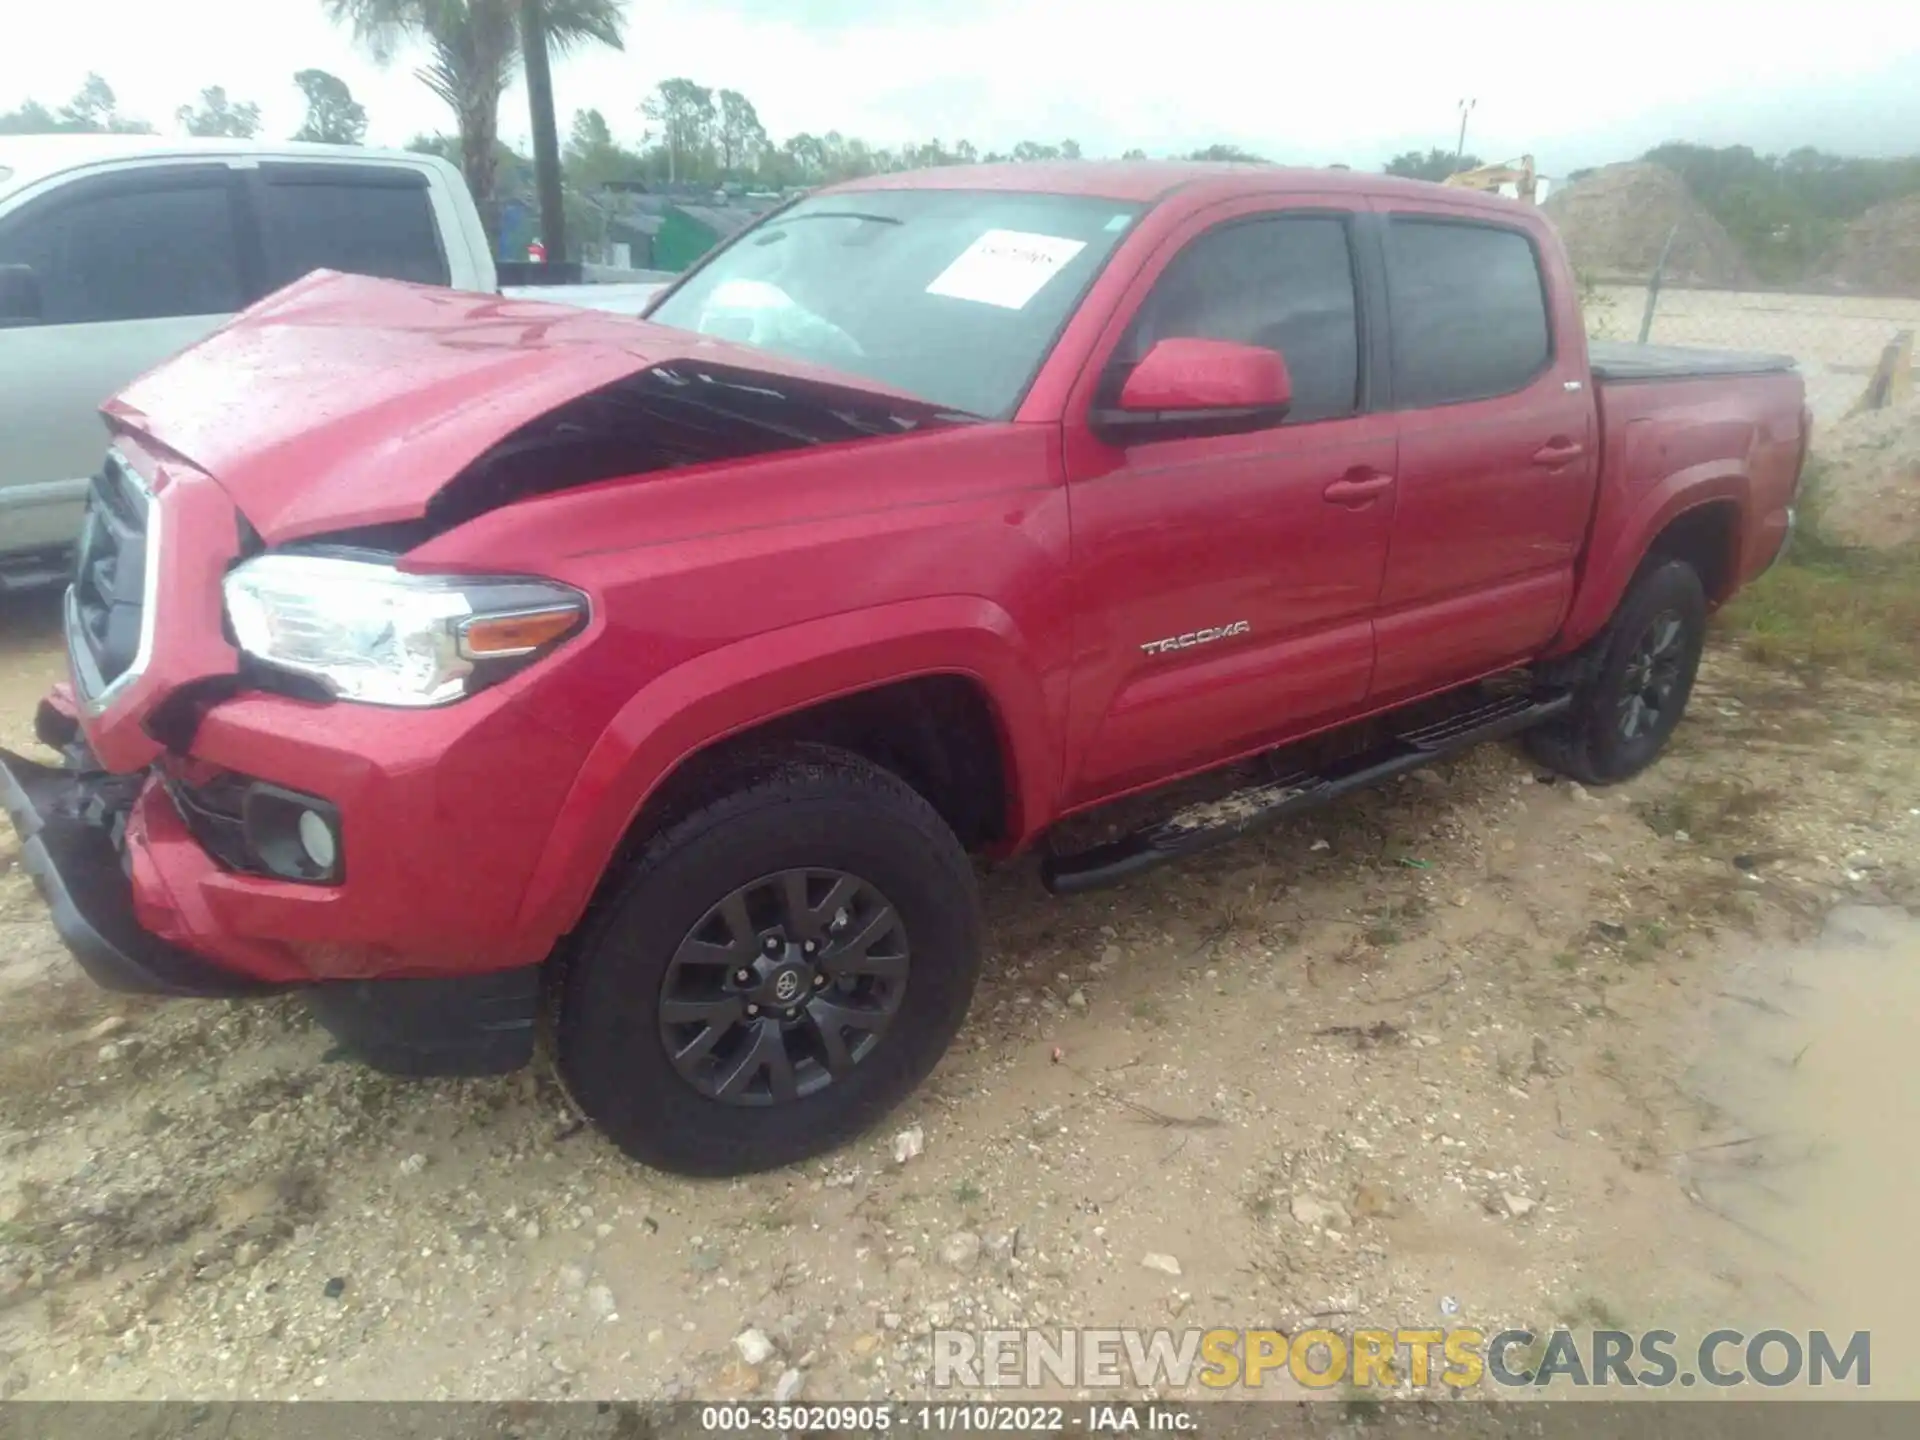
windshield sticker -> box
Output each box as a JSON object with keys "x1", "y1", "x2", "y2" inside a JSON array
[{"x1": 925, "y1": 229, "x2": 1089, "y2": 310}]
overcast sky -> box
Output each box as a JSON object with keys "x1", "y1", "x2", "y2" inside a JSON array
[{"x1": 7, "y1": 0, "x2": 1919, "y2": 177}]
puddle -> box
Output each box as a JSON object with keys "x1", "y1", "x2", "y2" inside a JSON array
[{"x1": 1679, "y1": 904, "x2": 1920, "y2": 1396}]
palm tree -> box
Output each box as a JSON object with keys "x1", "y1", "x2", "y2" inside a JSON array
[{"x1": 325, "y1": 1, "x2": 625, "y2": 252}]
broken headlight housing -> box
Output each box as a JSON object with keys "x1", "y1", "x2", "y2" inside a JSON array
[{"x1": 223, "y1": 553, "x2": 588, "y2": 707}]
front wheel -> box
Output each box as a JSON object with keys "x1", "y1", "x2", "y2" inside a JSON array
[
  {"x1": 1525, "y1": 559, "x2": 1708, "y2": 785},
  {"x1": 557, "y1": 746, "x2": 981, "y2": 1176}
]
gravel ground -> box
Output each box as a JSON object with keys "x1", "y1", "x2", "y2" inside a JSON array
[{"x1": 2, "y1": 595, "x2": 1917, "y2": 1403}]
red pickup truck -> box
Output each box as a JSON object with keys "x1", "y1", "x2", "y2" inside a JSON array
[{"x1": 1, "y1": 162, "x2": 1806, "y2": 1175}]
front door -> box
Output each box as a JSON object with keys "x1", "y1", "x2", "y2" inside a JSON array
[
  {"x1": 1061, "y1": 200, "x2": 1396, "y2": 806},
  {"x1": 0, "y1": 164, "x2": 248, "y2": 555}
]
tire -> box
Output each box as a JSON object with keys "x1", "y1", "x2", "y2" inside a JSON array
[
  {"x1": 1524, "y1": 559, "x2": 1708, "y2": 785},
  {"x1": 557, "y1": 745, "x2": 981, "y2": 1176}
]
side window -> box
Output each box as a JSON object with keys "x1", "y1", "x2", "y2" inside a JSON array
[
  {"x1": 1385, "y1": 219, "x2": 1550, "y2": 406},
  {"x1": 254, "y1": 170, "x2": 450, "y2": 292},
  {"x1": 1120, "y1": 214, "x2": 1360, "y2": 424},
  {"x1": 0, "y1": 176, "x2": 242, "y2": 324}
]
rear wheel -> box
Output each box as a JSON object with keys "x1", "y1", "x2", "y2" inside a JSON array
[
  {"x1": 1525, "y1": 559, "x2": 1708, "y2": 785},
  {"x1": 557, "y1": 746, "x2": 981, "y2": 1175}
]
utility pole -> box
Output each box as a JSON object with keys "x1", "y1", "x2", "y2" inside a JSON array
[
  {"x1": 522, "y1": 0, "x2": 567, "y2": 264},
  {"x1": 1454, "y1": 97, "x2": 1477, "y2": 168}
]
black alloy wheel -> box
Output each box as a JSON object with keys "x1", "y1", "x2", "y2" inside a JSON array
[{"x1": 659, "y1": 868, "x2": 909, "y2": 1105}]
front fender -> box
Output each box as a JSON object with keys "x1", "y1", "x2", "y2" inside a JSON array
[{"x1": 515, "y1": 595, "x2": 1057, "y2": 941}]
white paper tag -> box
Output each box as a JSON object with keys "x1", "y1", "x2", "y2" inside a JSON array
[{"x1": 924, "y1": 229, "x2": 1088, "y2": 310}]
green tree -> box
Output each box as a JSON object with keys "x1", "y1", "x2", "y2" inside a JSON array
[
  {"x1": 292, "y1": 68, "x2": 369, "y2": 144},
  {"x1": 715, "y1": 89, "x2": 767, "y2": 179},
  {"x1": 177, "y1": 86, "x2": 263, "y2": 138},
  {"x1": 326, "y1": 0, "x2": 626, "y2": 246},
  {"x1": 640, "y1": 77, "x2": 715, "y2": 183},
  {"x1": 1187, "y1": 143, "x2": 1267, "y2": 163},
  {"x1": 1384, "y1": 147, "x2": 1479, "y2": 181},
  {"x1": 0, "y1": 74, "x2": 153, "y2": 134},
  {"x1": 565, "y1": 107, "x2": 644, "y2": 188},
  {"x1": 1120, "y1": 147, "x2": 1147, "y2": 161}
]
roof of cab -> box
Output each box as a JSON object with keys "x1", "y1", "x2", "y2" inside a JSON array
[
  {"x1": 0, "y1": 134, "x2": 447, "y2": 196},
  {"x1": 825, "y1": 159, "x2": 1527, "y2": 214}
]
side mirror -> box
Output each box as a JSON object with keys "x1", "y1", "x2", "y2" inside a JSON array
[
  {"x1": 1092, "y1": 337, "x2": 1291, "y2": 443},
  {"x1": 0, "y1": 264, "x2": 42, "y2": 326}
]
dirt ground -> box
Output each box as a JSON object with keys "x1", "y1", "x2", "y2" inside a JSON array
[{"x1": 3, "y1": 591, "x2": 1919, "y2": 1405}]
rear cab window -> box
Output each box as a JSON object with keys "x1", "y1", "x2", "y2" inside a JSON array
[
  {"x1": 1384, "y1": 217, "x2": 1551, "y2": 406},
  {"x1": 252, "y1": 163, "x2": 450, "y2": 292}
]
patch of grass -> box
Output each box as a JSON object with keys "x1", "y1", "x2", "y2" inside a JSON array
[
  {"x1": 1633, "y1": 777, "x2": 1779, "y2": 843},
  {"x1": 1129, "y1": 998, "x2": 1165, "y2": 1026},
  {"x1": 1716, "y1": 476, "x2": 1920, "y2": 678},
  {"x1": 1622, "y1": 920, "x2": 1670, "y2": 966},
  {"x1": 953, "y1": 1179, "x2": 983, "y2": 1207}
]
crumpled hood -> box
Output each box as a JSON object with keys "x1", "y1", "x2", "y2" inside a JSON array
[{"x1": 102, "y1": 270, "x2": 934, "y2": 545}]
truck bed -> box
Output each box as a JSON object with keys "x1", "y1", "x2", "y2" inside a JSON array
[{"x1": 1588, "y1": 340, "x2": 1798, "y2": 383}]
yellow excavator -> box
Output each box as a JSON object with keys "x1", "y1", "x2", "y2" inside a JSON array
[{"x1": 1443, "y1": 155, "x2": 1540, "y2": 204}]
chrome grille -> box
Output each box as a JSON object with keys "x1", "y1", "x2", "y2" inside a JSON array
[{"x1": 68, "y1": 452, "x2": 153, "y2": 698}]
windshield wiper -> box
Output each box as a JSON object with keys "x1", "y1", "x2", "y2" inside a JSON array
[{"x1": 763, "y1": 210, "x2": 905, "y2": 228}]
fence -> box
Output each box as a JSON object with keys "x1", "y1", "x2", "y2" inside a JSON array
[{"x1": 1582, "y1": 271, "x2": 1919, "y2": 427}]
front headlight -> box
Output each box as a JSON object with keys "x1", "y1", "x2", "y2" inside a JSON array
[{"x1": 223, "y1": 553, "x2": 587, "y2": 707}]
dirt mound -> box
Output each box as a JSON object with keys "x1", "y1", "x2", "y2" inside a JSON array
[
  {"x1": 1812, "y1": 390, "x2": 1920, "y2": 548},
  {"x1": 1543, "y1": 162, "x2": 1756, "y2": 285},
  {"x1": 1821, "y1": 195, "x2": 1920, "y2": 296}
]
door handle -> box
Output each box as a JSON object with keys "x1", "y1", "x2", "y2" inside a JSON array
[
  {"x1": 1323, "y1": 469, "x2": 1395, "y2": 506},
  {"x1": 1532, "y1": 438, "x2": 1586, "y2": 466}
]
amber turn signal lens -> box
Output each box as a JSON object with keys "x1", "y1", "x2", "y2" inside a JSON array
[{"x1": 458, "y1": 606, "x2": 582, "y2": 658}]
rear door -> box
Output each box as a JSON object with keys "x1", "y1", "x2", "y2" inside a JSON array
[
  {"x1": 246, "y1": 162, "x2": 453, "y2": 292},
  {"x1": 1060, "y1": 198, "x2": 1397, "y2": 804},
  {"x1": 0, "y1": 163, "x2": 250, "y2": 558},
  {"x1": 1369, "y1": 205, "x2": 1598, "y2": 702}
]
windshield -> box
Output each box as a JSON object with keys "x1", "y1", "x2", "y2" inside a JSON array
[{"x1": 648, "y1": 190, "x2": 1144, "y2": 418}]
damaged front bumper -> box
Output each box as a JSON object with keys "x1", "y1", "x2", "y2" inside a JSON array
[
  {"x1": 2, "y1": 739, "x2": 282, "y2": 999},
  {"x1": 1, "y1": 719, "x2": 541, "y2": 1075}
]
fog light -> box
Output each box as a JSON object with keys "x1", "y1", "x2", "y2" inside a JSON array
[
  {"x1": 298, "y1": 809, "x2": 338, "y2": 872},
  {"x1": 241, "y1": 783, "x2": 343, "y2": 883}
]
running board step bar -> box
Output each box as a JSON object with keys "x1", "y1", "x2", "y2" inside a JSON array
[{"x1": 1041, "y1": 689, "x2": 1572, "y2": 895}]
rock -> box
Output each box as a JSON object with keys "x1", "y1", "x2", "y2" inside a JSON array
[
  {"x1": 1309, "y1": 839, "x2": 1331, "y2": 852},
  {"x1": 713, "y1": 1360, "x2": 761, "y2": 1398},
  {"x1": 938, "y1": 1231, "x2": 982, "y2": 1270},
  {"x1": 734, "y1": 1328, "x2": 778, "y2": 1366},
  {"x1": 1501, "y1": 1193, "x2": 1537, "y2": 1220},
  {"x1": 396, "y1": 1152, "x2": 427, "y2": 1177},
  {"x1": 881, "y1": 1311, "x2": 903, "y2": 1331},
  {"x1": 851, "y1": 1333, "x2": 882, "y2": 1357},
  {"x1": 1101, "y1": 945, "x2": 1123, "y2": 966},
  {"x1": 1140, "y1": 1253, "x2": 1182, "y2": 1277},
  {"x1": 84, "y1": 1016, "x2": 129, "y2": 1042},
  {"x1": 1066, "y1": 988, "x2": 1088, "y2": 1012},
  {"x1": 1566, "y1": 782, "x2": 1593, "y2": 803},
  {"x1": 1673, "y1": 829, "x2": 1691, "y2": 843},
  {"x1": 586, "y1": 1284, "x2": 617, "y2": 1318},
  {"x1": 984, "y1": 1228, "x2": 1021, "y2": 1266},
  {"x1": 558, "y1": 1262, "x2": 588, "y2": 1294},
  {"x1": 1290, "y1": 1195, "x2": 1350, "y2": 1229},
  {"x1": 521, "y1": 1219, "x2": 542, "y2": 1242},
  {"x1": 774, "y1": 1367, "x2": 805, "y2": 1403},
  {"x1": 891, "y1": 1126, "x2": 924, "y2": 1165},
  {"x1": 322, "y1": 1276, "x2": 347, "y2": 1300}
]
